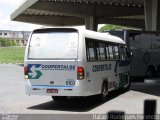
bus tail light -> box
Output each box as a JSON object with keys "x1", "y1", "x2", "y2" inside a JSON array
[
  {"x1": 24, "y1": 66, "x2": 28, "y2": 79},
  {"x1": 77, "y1": 66, "x2": 85, "y2": 80}
]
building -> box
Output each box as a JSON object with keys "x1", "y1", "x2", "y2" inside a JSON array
[{"x1": 0, "y1": 30, "x2": 31, "y2": 46}]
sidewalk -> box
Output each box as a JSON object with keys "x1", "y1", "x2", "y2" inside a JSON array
[{"x1": 144, "y1": 77, "x2": 160, "y2": 84}]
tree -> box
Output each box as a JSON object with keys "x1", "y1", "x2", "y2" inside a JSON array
[{"x1": 98, "y1": 24, "x2": 132, "y2": 32}]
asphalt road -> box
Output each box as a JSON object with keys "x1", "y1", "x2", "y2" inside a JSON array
[{"x1": 0, "y1": 64, "x2": 160, "y2": 118}]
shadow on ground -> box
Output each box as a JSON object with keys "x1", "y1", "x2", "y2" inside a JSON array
[
  {"x1": 131, "y1": 82, "x2": 160, "y2": 97},
  {"x1": 27, "y1": 80, "x2": 160, "y2": 112},
  {"x1": 28, "y1": 90, "x2": 126, "y2": 112}
]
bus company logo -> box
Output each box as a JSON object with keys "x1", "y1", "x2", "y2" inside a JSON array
[
  {"x1": 28, "y1": 64, "x2": 43, "y2": 79},
  {"x1": 41, "y1": 65, "x2": 76, "y2": 71},
  {"x1": 92, "y1": 64, "x2": 112, "y2": 72}
]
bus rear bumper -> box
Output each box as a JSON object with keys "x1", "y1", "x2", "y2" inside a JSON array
[{"x1": 25, "y1": 84, "x2": 94, "y2": 97}]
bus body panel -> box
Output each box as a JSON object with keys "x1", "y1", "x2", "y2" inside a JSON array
[
  {"x1": 86, "y1": 61, "x2": 116, "y2": 93},
  {"x1": 85, "y1": 61, "x2": 129, "y2": 93},
  {"x1": 26, "y1": 60, "x2": 77, "y2": 86},
  {"x1": 25, "y1": 60, "x2": 97, "y2": 96}
]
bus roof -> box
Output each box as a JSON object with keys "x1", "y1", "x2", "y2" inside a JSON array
[
  {"x1": 83, "y1": 29, "x2": 125, "y2": 44},
  {"x1": 32, "y1": 28, "x2": 125, "y2": 45}
]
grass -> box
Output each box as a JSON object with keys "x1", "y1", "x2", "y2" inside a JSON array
[{"x1": 0, "y1": 47, "x2": 25, "y2": 64}]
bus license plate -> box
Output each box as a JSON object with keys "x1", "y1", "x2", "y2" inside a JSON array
[{"x1": 47, "y1": 89, "x2": 58, "y2": 93}]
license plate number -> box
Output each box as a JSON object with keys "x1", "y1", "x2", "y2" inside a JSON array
[{"x1": 47, "y1": 89, "x2": 58, "y2": 93}]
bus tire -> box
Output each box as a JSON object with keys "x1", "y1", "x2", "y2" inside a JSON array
[
  {"x1": 147, "y1": 66, "x2": 156, "y2": 78},
  {"x1": 52, "y1": 96, "x2": 67, "y2": 101},
  {"x1": 99, "y1": 82, "x2": 108, "y2": 102}
]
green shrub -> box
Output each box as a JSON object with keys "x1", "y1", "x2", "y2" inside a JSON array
[
  {"x1": 0, "y1": 38, "x2": 19, "y2": 47},
  {"x1": 0, "y1": 38, "x2": 5, "y2": 46},
  {"x1": 12, "y1": 40, "x2": 17, "y2": 46},
  {"x1": 5, "y1": 40, "x2": 11, "y2": 46}
]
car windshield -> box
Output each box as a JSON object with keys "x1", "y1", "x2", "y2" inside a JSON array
[{"x1": 28, "y1": 32, "x2": 78, "y2": 60}]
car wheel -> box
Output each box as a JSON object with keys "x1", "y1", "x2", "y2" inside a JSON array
[{"x1": 147, "y1": 67, "x2": 156, "y2": 78}]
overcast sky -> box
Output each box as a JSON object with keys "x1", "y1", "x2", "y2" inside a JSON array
[{"x1": 0, "y1": 0, "x2": 42, "y2": 31}]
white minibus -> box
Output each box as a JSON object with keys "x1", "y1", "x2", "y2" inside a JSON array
[{"x1": 24, "y1": 28, "x2": 130, "y2": 101}]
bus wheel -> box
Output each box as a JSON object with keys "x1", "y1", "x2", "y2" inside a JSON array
[
  {"x1": 99, "y1": 82, "x2": 108, "y2": 102},
  {"x1": 147, "y1": 67, "x2": 156, "y2": 78},
  {"x1": 52, "y1": 96, "x2": 67, "y2": 101}
]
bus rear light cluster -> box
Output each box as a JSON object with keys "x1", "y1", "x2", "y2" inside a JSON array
[
  {"x1": 24, "y1": 66, "x2": 28, "y2": 79},
  {"x1": 77, "y1": 66, "x2": 85, "y2": 80},
  {"x1": 24, "y1": 66, "x2": 28, "y2": 75}
]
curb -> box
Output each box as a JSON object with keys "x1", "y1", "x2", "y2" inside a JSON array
[
  {"x1": 2, "y1": 63, "x2": 24, "y2": 66},
  {"x1": 144, "y1": 78, "x2": 160, "y2": 84},
  {"x1": 15, "y1": 63, "x2": 24, "y2": 66}
]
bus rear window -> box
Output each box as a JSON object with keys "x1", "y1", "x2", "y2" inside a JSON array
[{"x1": 28, "y1": 32, "x2": 78, "y2": 59}]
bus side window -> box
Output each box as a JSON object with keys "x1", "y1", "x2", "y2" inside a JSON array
[
  {"x1": 95, "y1": 42, "x2": 100, "y2": 61},
  {"x1": 86, "y1": 41, "x2": 90, "y2": 61},
  {"x1": 114, "y1": 45, "x2": 120, "y2": 60},
  {"x1": 108, "y1": 45, "x2": 114, "y2": 60},
  {"x1": 98, "y1": 42, "x2": 106, "y2": 60},
  {"x1": 120, "y1": 45, "x2": 127, "y2": 60},
  {"x1": 86, "y1": 40, "x2": 96, "y2": 61},
  {"x1": 105, "y1": 44, "x2": 110, "y2": 60},
  {"x1": 112, "y1": 45, "x2": 116, "y2": 60}
]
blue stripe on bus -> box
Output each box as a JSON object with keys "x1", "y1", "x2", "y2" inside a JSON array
[{"x1": 32, "y1": 85, "x2": 75, "y2": 89}]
